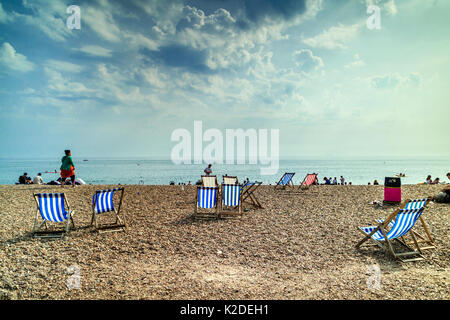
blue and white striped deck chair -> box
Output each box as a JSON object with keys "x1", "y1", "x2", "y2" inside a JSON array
[
  {"x1": 220, "y1": 184, "x2": 243, "y2": 217},
  {"x1": 91, "y1": 188, "x2": 126, "y2": 232},
  {"x1": 374, "y1": 198, "x2": 435, "y2": 252},
  {"x1": 275, "y1": 172, "x2": 295, "y2": 189},
  {"x1": 194, "y1": 186, "x2": 219, "y2": 219},
  {"x1": 32, "y1": 193, "x2": 75, "y2": 238},
  {"x1": 356, "y1": 198, "x2": 433, "y2": 262}
]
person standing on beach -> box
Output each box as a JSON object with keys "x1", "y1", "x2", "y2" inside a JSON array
[
  {"x1": 340, "y1": 176, "x2": 345, "y2": 185},
  {"x1": 60, "y1": 150, "x2": 76, "y2": 188},
  {"x1": 204, "y1": 164, "x2": 212, "y2": 176}
]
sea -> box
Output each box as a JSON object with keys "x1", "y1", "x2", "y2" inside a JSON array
[{"x1": 0, "y1": 157, "x2": 448, "y2": 186}]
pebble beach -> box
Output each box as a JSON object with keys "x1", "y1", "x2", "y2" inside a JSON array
[{"x1": 0, "y1": 184, "x2": 448, "y2": 300}]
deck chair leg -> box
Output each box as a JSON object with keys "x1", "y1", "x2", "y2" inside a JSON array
[
  {"x1": 409, "y1": 232, "x2": 422, "y2": 254},
  {"x1": 418, "y1": 217, "x2": 434, "y2": 244}
]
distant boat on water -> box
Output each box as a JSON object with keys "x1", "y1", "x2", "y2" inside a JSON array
[{"x1": 83, "y1": 159, "x2": 89, "y2": 161}]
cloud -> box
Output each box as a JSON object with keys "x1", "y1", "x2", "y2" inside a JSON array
[
  {"x1": 293, "y1": 49, "x2": 324, "y2": 72},
  {"x1": 369, "y1": 73, "x2": 421, "y2": 89},
  {"x1": 45, "y1": 59, "x2": 84, "y2": 73},
  {"x1": 83, "y1": 6, "x2": 122, "y2": 42},
  {"x1": 0, "y1": 42, "x2": 35, "y2": 73},
  {"x1": 146, "y1": 44, "x2": 212, "y2": 73},
  {"x1": 365, "y1": 0, "x2": 398, "y2": 16},
  {"x1": 344, "y1": 54, "x2": 365, "y2": 68},
  {"x1": 0, "y1": 3, "x2": 13, "y2": 23},
  {"x1": 303, "y1": 23, "x2": 361, "y2": 49},
  {"x1": 241, "y1": 0, "x2": 308, "y2": 24},
  {"x1": 14, "y1": 1, "x2": 72, "y2": 42},
  {"x1": 75, "y1": 45, "x2": 113, "y2": 57}
]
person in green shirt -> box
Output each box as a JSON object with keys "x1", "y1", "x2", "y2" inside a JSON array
[{"x1": 60, "y1": 149, "x2": 76, "y2": 187}]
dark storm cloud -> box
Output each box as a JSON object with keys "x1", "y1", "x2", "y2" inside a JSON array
[
  {"x1": 184, "y1": 0, "x2": 308, "y2": 26},
  {"x1": 141, "y1": 45, "x2": 213, "y2": 73}
]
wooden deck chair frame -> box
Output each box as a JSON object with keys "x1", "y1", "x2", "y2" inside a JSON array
[
  {"x1": 219, "y1": 184, "x2": 243, "y2": 218},
  {"x1": 275, "y1": 172, "x2": 295, "y2": 190},
  {"x1": 91, "y1": 188, "x2": 126, "y2": 233},
  {"x1": 242, "y1": 181, "x2": 263, "y2": 209},
  {"x1": 194, "y1": 186, "x2": 219, "y2": 220},
  {"x1": 356, "y1": 198, "x2": 433, "y2": 262},
  {"x1": 374, "y1": 200, "x2": 435, "y2": 252},
  {"x1": 299, "y1": 173, "x2": 318, "y2": 190},
  {"x1": 223, "y1": 175, "x2": 239, "y2": 185},
  {"x1": 201, "y1": 175, "x2": 219, "y2": 187},
  {"x1": 32, "y1": 193, "x2": 75, "y2": 239}
]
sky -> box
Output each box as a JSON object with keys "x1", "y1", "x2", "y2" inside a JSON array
[{"x1": 0, "y1": 0, "x2": 449, "y2": 160}]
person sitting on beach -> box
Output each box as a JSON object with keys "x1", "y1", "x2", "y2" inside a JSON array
[
  {"x1": 204, "y1": 164, "x2": 212, "y2": 176},
  {"x1": 426, "y1": 175, "x2": 432, "y2": 184},
  {"x1": 447, "y1": 173, "x2": 450, "y2": 182},
  {"x1": 325, "y1": 177, "x2": 331, "y2": 185},
  {"x1": 18, "y1": 173, "x2": 30, "y2": 184},
  {"x1": 332, "y1": 177, "x2": 337, "y2": 185},
  {"x1": 431, "y1": 177, "x2": 440, "y2": 185},
  {"x1": 373, "y1": 180, "x2": 379, "y2": 185},
  {"x1": 33, "y1": 173, "x2": 44, "y2": 185}
]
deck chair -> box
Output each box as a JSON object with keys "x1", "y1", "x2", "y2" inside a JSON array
[
  {"x1": 223, "y1": 175, "x2": 239, "y2": 185},
  {"x1": 242, "y1": 181, "x2": 263, "y2": 208},
  {"x1": 201, "y1": 175, "x2": 219, "y2": 187},
  {"x1": 299, "y1": 173, "x2": 318, "y2": 190},
  {"x1": 275, "y1": 172, "x2": 295, "y2": 189},
  {"x1": 91, "y1": 188, "x2": 126, "y2": 233},
  {"x1": 356, "y1": 198, "x2": 433, "y2": 262},
  {"x1": 194, "y1": 186, "x2": 219, "y2": 219},
  {"x1": 220, "y1": 184, "x2": 243, "y2": 218},
  {"x1": 32, "y1": 193, "x2": 75, "y2": 239},
  {"x1": 374, "y1": 198, "x2": 435, "y2": 251}
]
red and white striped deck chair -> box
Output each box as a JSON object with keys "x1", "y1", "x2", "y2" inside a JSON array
[{"x1": 299, "y1": 173, "x2": 318, "y2": 190}]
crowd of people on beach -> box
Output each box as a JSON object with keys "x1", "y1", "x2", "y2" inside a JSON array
[
  {"x1": 321, "y1": 176, "x2": 352, "y2": 185},
  {"x1": 425, "y1": 175, "x2": 442, "y2": 185},
  {"x1": 15, "y1": 153, "x2": 450, "y2": 189},
  {"x1": 17, "y1": 149, "x2": 86, "y2": 187},
  {"x1": 18, "y1": 172, "x2": 44, "y2": 185}
]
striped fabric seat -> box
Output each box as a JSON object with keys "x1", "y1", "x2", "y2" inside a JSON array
[
  {"x1": 404, "y1": 198, "x2": 428, "y2": 210},
  {"x1": 302, "y1": 174, "x2": 317, "y2": 186},
  {"x1": 222, "y1": 184, "x2": 241, "y2": 207},
  {"x1": 93, "y1": 188, "x2": 121, "y2": 214},
  {"x1": 201, "y1": 175, "x2": 218, "y2": 187},
  {"x1": 360, "y1": 208, "x2": 424, "y2": 241},
  {"x1": 36, "y1": 193, "x2": 69, "y2": 222},
  {"x1": 197, "y1": 187, "x2": 218, "y2": 209},
  {"x1": 375, "y1": 198, "x2": 429, "y2": 228},
  {"x1": 223, "y1": 176, "x2": 238, "y2": 185},
  {"x1": 279, "y1": 173, "x2": 295, "y2": 186}
]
